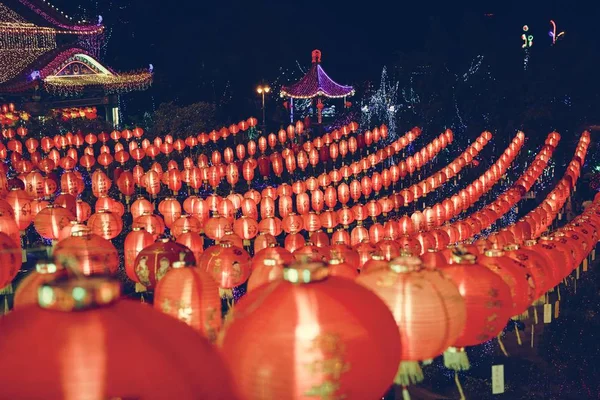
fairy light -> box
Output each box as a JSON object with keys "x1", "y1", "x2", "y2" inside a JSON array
[
  {"x1": 44, "y1": 71, "x2": 153, "y2": 96},
  {"x1": 361, "y1": 67, "x2": 399, "y2": 141}
]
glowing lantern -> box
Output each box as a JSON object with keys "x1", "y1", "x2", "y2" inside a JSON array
[
  {"x1": 440, "y1": 248, "x2": 512, "y2": 369},
  {"x1": 5, "y1": 188, "x2": 32, "y2": 231},
  {"x1": 0, "y1": 276, "x2": 236, "y2": 399},
  {"x1": 154, "y1": 261, "x2": 221, "y2": 341},
  {"x1": 357, "y1": 254, "x2": 466, "y2": 388},
  {"x1": 219, "y1": 261, "x2": 401, "y2": 400},
  {"x1": 88, "y1": 210, "x2": 122, "y2": 240},
  {"x1": 200, "y1": 241, "x2": 251, "y2": 298},
  {"x1": 54, "y1": 228, "x2": 119, "y2": 275},
  {"x1": 34, "y1": 205, "x2": 74, "y2": 241}
]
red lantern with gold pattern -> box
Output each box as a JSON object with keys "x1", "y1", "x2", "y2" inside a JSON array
[
  {"x1": 133, "y1": 238, "x2": 196, "y2": 290},
  {"x1": 358, "y1": 254, "x2": 466, "y2": 385},
  {"x1": 124, "y1": 226, "x2": 154, "y2": 284},
  {"x1": 155, "y1": 261, "x2": 221, "y2": 341},
  {"x1": 440, "y1": 248, "x2": 512, "y2": 348},
  {"x1": 0, "y1": 277, "x2": 237, "y2": 399},
  {"x1": 219, "y1": 261, "x2": 401, "y2": 400},
  {"x1": 200, "y1": 241, "x2": 251, "y2": 298}
]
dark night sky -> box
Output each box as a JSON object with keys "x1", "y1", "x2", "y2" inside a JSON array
[{"x1": 48, "y1": 0, "x2": 600, "y2": 120}]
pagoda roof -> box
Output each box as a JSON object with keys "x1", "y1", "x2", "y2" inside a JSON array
[
  {"x1": 0, "y1": 47, "x2": 152, "y2": 96},
  {"x1": 281, "y1": 50, "x2": 354, "y2": 99},
  {"x1": 2, "y1": 0, "x2": 101, "y2": 32}
]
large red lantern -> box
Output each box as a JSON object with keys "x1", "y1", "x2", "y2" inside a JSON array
[
  {"x1": 0, "y1": 277, "x2": 237, "y2": 399},
  {"x1": 219, "y1": 261, "x2": 401, "y2": 400},
  {"x1": 440, "y1": 248, "x2": 512, "y2": 350},
  {"x1": 357, "y1": 254, "x2": 466, "y2": 388}
]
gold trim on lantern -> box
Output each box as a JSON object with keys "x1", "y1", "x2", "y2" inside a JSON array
[
  {"x1": 36, "y1": 261, "x2": 58, "y2": 274},
  {"x1": 389, "y1": 254, "x2": 422, "y2": 273},
  {"x1": 283, "y1": 261, "x2": 329, "y2": 284},
  {"x1": 38, "y1": 276, "x2": 120, "y2": 311}
]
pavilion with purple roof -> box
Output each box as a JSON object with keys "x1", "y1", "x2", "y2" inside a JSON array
[{"x1": 281, "y1": 49, "x2": 354, "y2": 124}]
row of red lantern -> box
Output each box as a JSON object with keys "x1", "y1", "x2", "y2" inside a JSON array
[
  {"x1": 3, "y1": 116, "x2": 308, "y2": 167},
  {"x1": 0, "y1": 121, "x2": 380, "y2": 199},
  {"x1": 439, "y1": 132, "x2": 560, "y2": 246},
  {"x1": 1, "y1": 120, "x2": 365, "y2": 181},
  {"x1": 0, "y1": 131, "x2": 515, "y2": 245},
  {"x1": 1, "y1": 115, "x2": 259, "y2": 149},
  {"x1": 390, "y1": 131, "x2": 525, "y2": 236},
  {"x1": 488, "y1": 131, "x2": 590, "y2": 246},
  {"x1": 130, "y1": 126, "x2": 419, "y2": 196}
]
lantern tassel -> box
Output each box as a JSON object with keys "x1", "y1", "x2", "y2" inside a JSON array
[
  {"x1": 497, "y1": 334, "x2": 509, "y2": 357},
  {"x1": 394, "y1": 361, "x2": 424, "y2": 386},
  {"x1": 402, "y1": 386, "x2": 411, "y2": 400},
  {"x1": 219, "y1": 288, "x2": 234, "y2": 299},
  {"x1": 531, "y1": 324, "x2": 535, "y2": 348},
  {"x1": 444, "y1": 347, "x2": 470, "y2": 371},
  {"x1": 0, "y1": 283, "x2": 13, "y2": 295},
  {"x1": 140, "y1": 294, "x2": 145, "y2": 304},
  {"x1": 135, "y1": 282, "x2": 147, "y2": 293},
  {"x1": 557, "y1": 286, "x2": 561, "y2": 301},
  {"x1": 515, "y1": 324, "x2": 522, "y2": 345},
  {"x1": 2, "y1": 296, "x2": 9, "y2": 314},
  {"x1": 454, "y1": 371, "x2": 466, "y2": 400},
  {"x1": 533, "y1": 306, "x2": 539, "y2": 324}
]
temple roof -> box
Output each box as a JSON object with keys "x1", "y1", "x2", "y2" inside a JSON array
[
  {"x1": 281, "y1": 50, "x2": 354, "y2": 99},
  {"x1": 0, "y1": 47, "x2": 152, "y2": 96},
  {"x1": 0, "y1": 1, "x2": 151, "y2": 97}
]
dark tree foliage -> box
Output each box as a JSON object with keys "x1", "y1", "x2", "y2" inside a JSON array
[{"x1": 151, "y1": 101, "x2": 217, "y2": 137}]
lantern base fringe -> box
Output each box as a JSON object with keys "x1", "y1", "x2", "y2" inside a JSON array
[
  {"x1": 497, "y1": 334, "x2": 509, "y2": 357},
  {"x1": 219, "y1": 288, "x2": 234, "y2": 299},
  {"x1": 515, "y1": 324, "x2": 522, "y2": 345},
  {"x1": 2, "y1": 297, "x2": 9, "y2": 314},
  {"x1": 0, "y1": 283, "x2": 13, "y2": 295},
  {"x1": 444, "y1": 347, "x2": 470, "y2": 371},
  {"x1": 135, "y1": 283, "x2": 147, "y2": 293},
  {"x1": 402, "y1": 386, "x2": 411, "y2": 400},
  {"x1": 533, "y1": 296, "x2": 545, "y2": 306},
  {"x1": 514, "y1": 309, "x2": 529, "y2": 321},
  {"x1": 394, "y1": 361, "x2": 424, "y2": 386},
  {"x1": 454, "y1": 371, "x2": 466, "y2": 400}
]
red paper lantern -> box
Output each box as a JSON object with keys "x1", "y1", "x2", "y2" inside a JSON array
[
  {"x1": 199, "y1": 241, "x2": 251, "y2": 298},
  {"x1": 54, "y1": 228, "x2": 119, "y2": 275},
  {"x1": 133, "y1": 238, "x2": 196, "y2": 290},
  {"x1": 34, "y1": 205, "x2": 75, "y2": 240},
  {"x1": 357, "y1": 254, "x2": 466, "y2": 385},
  {"x1": 0, "y1": 277, "x2": 236, "y2": 399},
  {"x1": 219, "y1": 261, "x2": 401, "y2": 400},
  {"x1": 440, "y1": 249, "x2": 512, "y2": 348},
  {"x1": 155, "y1": 261, "x2": 222, "y2": 341}
]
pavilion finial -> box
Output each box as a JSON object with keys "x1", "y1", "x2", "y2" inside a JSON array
[{"x1": 312, "y1": 49, "x2": 322, "y2": 64}]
